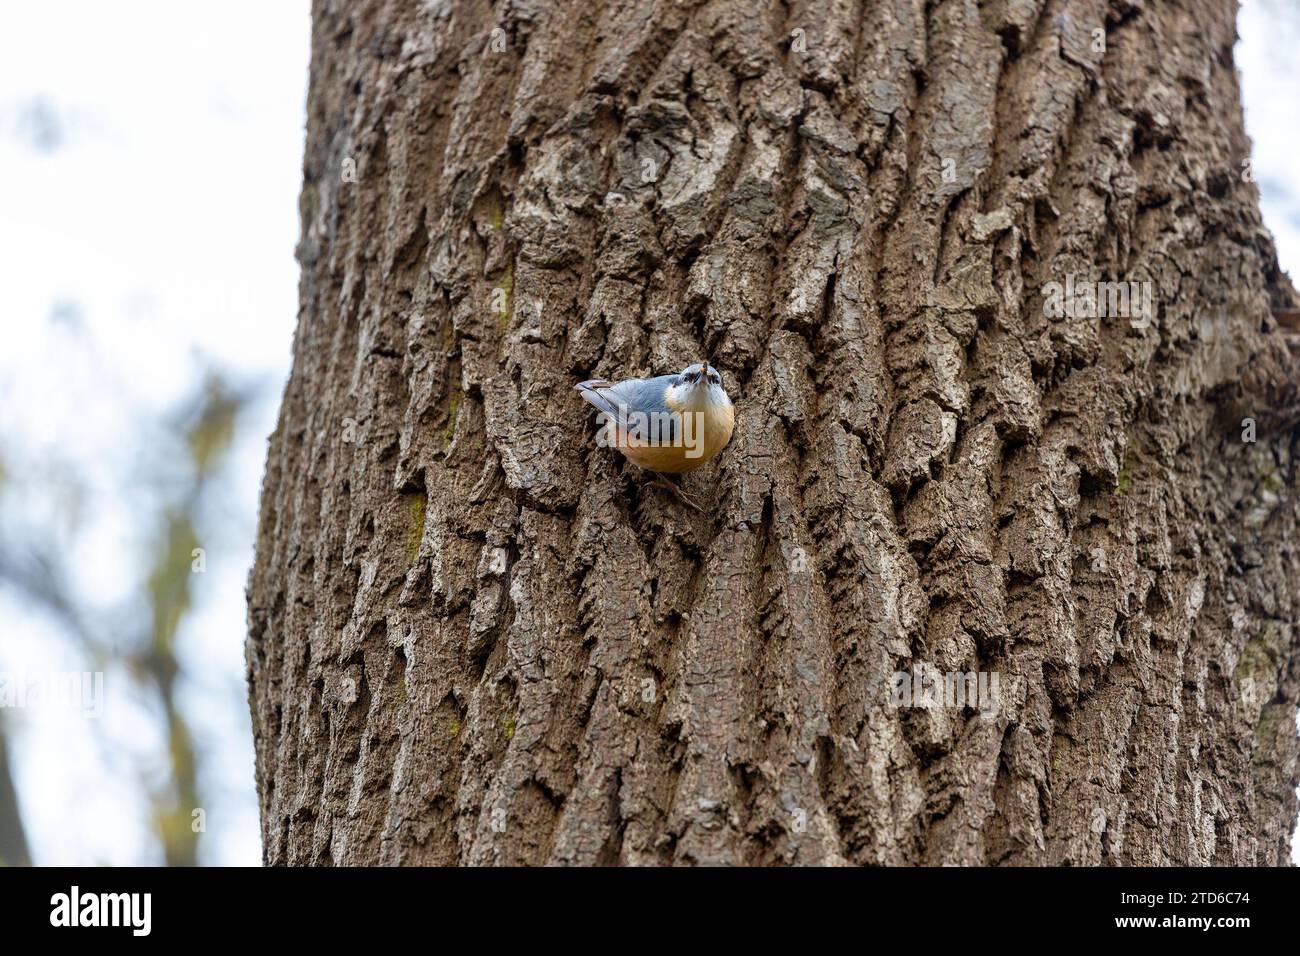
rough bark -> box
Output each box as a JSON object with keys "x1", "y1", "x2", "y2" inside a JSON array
[{"x1": 247, "y1": 0, "x2": 1300, "y2": 865}]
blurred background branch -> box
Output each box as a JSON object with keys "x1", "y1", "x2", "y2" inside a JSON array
[
  {"x1": 0, "y1": 723, "x2": 31, "y2": 866},
  {"x1": 0, "y1": 366, "x2": 252, "y2": 866}
]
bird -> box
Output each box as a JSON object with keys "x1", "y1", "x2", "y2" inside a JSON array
[{"x1": 576, "y1": 362, "x2": 735, "y2": 511}]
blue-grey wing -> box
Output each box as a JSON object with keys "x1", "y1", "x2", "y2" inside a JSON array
[{"x1": 576, "y1": 374, "x2": 681, "y2": 442}]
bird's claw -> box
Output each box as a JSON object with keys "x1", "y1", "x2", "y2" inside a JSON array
[{"x1": 648, "y1": 477, "x2": 704, "y2": 513}]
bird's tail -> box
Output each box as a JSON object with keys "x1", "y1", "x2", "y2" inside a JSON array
[{"x1": 575, "y1": 380, "x2": 620, "y2": 418}]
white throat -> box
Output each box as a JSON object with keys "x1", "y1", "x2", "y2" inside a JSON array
[{"x1": 670, "y1": 383, "x2": 730, "y2": 411}]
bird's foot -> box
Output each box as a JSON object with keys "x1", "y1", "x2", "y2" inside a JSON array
[{"x1": 647, "y1": 477, "x2": 704, "y2": 513}]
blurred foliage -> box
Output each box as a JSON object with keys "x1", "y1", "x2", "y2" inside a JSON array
[
  {"x1": 140, "y1": 375, "x2": 241, "y2": 866},
  {"x1": 0, "y1": 370, "x2": 249, "y2": 866}
]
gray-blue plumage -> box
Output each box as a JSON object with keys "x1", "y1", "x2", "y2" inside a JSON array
[{"x1": 576, "y1": 374, "x2": 681, "y2": 443}]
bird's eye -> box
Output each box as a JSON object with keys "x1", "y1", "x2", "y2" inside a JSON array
[{"x1": 709, "y1": 373, "x2": 720, "y2": 384}]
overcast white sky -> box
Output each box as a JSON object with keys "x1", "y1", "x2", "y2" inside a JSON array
[
  {"x1": 0, "y1": 0, "x2": 310, "y2": 865},
  {"x1": 0, "y1": 0, "x2": 1296, "y2": 866}
]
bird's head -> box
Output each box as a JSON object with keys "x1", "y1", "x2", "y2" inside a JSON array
[
  {"x1": 671, "y1": 361, "x2": 729, "y2": 408},
  {"x1": 679, "y1": 361, "x2": 721, "y2": 387}
]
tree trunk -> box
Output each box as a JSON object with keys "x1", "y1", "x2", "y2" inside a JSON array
[{"x1": 247, "y1": 0, "x2": 1300, "y2": 865}]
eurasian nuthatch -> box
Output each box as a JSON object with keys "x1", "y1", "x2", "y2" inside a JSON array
[{"x1": 576, "y1": 362, "x2": 735, "y2": 509}]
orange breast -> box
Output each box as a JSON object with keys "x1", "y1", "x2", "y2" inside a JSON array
[{"x1": 614, "y1": 404, "x2": 734, "y2": 474}]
